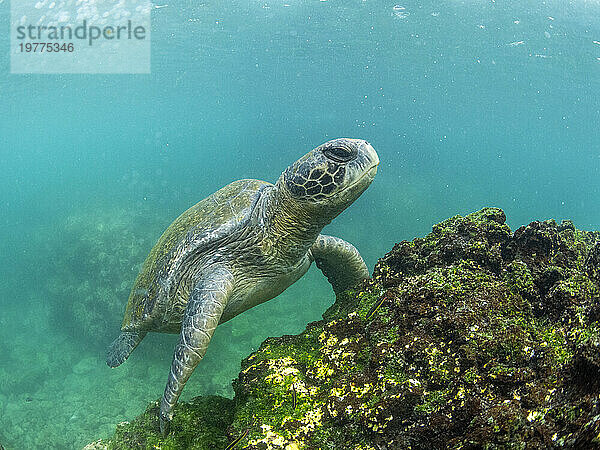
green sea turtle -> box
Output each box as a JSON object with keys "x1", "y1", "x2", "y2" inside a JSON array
[{"x1": 106, "y1": 138, "x2": 379, "y2": 433}]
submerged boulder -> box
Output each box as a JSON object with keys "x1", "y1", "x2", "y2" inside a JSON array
[
  {"x1": 84, "y1": 396, "x2": 234, "y2": 450},
  {"x1": 89, "y1": 208, "x2": 600, "y2": 449}
]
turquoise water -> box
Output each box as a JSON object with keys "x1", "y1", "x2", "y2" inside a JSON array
[{"x1": 1, "y1": 0, "x2": 599, "y2": 448}]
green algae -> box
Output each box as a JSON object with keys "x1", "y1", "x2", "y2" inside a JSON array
[
  {"x1": 84, "y1": 396, "x2": 234, "y2": 450},
  {"x1": 91, "y1": 208, "x2": 600, "y2": 449},
  {"x1": 116, "y1": 397, "x2": 234, "y2": 450}
]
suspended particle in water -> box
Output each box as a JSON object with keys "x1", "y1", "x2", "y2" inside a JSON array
[
  {"x1": 392, "y1": 5, "x2": 409, "y2": 18},
  {"x1": 544, "y1": 31, "x2": 551, "y2": 38}
]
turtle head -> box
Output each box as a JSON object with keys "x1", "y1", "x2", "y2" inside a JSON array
[
  {"x1": 264, "y1": 138, "x2": 378, "y2": 261},
  {"x1": 279, "y1": 138, "x2": 379, "y2": 221}
]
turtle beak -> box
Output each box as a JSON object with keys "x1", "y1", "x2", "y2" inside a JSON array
[
  {"x1": 362, "y1": 140, "x2": 379, "y2": 173},
  {"x1": 366, "y1": 164, "x2": 378, "y2": 181},
  {"x1": 341, "y1": 140, "x2": 379, "y2": 193}
]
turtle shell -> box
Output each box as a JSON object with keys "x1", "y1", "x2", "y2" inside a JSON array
[{"x1": 121, "y1": 179, "x2": 270, "y2": 330}]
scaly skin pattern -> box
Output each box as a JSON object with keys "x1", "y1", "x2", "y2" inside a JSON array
[
  {"x1": 107, "y1": 138, "x2": 379, "y2": 434},
  {"x1": 311, "y1": 234, "x2": 370, "y2": 294},
  {"x1": 160, "y1": 266, "x2": 234, "y2": 432},
  {"x1": 106, "y1": 330, "x2": 146, "y2": 368}
]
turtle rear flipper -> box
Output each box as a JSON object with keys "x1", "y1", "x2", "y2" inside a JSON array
[{"x1": 106, "y1": 331, "x2": 147, "y2": 367}]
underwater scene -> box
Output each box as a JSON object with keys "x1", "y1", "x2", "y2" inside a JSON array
[{"x1": 1, "y1": 0, "x2": 600, "y2": 448}]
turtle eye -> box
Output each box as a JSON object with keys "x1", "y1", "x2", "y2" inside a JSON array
[{"x1": 323, "y1": 145, "x2": 356, "y2": 163}]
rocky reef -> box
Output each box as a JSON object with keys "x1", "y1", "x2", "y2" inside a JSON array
[
  {"x1": 43, "y1": 207, "x2": 165, "y2": 347},
  {"x1": 87, "y1": 208, "x2": 600, "y2": 449}
]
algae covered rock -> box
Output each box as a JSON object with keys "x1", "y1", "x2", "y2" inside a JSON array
[
  {"x1": 84, "y1": 396, "x2": 234, "y2": 450},
  {"x1": 92, "y1": 208, "x2": 600, "y2": 449}
]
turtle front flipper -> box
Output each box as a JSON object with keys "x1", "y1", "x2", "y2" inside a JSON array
[
  {"x1": 159, "y1": 266, "x2": 235, "y2": 435},
  {"x1": 311, "y1": 234, "x2": 370, "y2": 294},
  {"x1": 106, "y1": 331, "x2": 147, "y2": 368}
]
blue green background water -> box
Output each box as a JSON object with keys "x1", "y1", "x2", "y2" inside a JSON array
[{"x1": 1, "y1": 0, "x2": 599, "y2": 448}]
